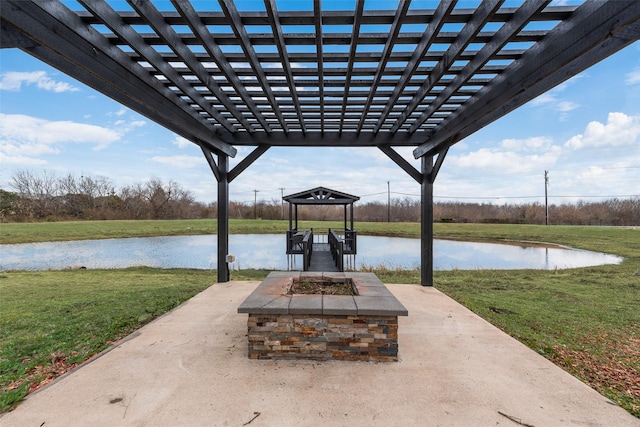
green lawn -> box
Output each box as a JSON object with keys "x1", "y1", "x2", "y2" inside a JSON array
[{"x1": 0, "y1": 220, "x2": 638, "y2": 416}]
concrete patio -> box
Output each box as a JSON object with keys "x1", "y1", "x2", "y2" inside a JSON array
[{"x1": 1, "y1": 281, "x2": 637, "y2": 426}]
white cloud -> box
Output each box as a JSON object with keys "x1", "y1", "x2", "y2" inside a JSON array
[
  {"x1": 625, "y1": 68, "x2": 640, "y2": 85},
  {"x1": 172, "y1": 136, "x2": 192, "y2": 148},
  {"x1": 111, "y1": 119, "x2": 146, "y2": 138},
  {"x1": 557, "y1": 101, "x2": 579, "y2": 112},
  {"x1": 528, "y1": 75, "x2": 583, "y2": 115},
  {"x1": 0, "y1": 113, "x2": 121, "y2": 145},
  {"x1": 1, "y1": 140, "x2": 59, "y2": 157},
  {"x1": 529, "y1": 93, "x2": 556, "y2": 107},
  {"x1": 0, "y1": 71, "x2": 78, "y2": 92},
  {"x1": 150, "y1": 155, "x2": 201, "y2": 168},
  {"x1": 450, "y1": 137, "x2": 562, "y2": 179},
  {"x1": 564, "y1": 112, "x2": 640, "y2": 150},
  {"x1": 347, "y1": 146, "x2": 419, "y2": 166},
  {"x1": 0, "y1": 113, "x2": 122, "y2": 165},
  {"x1": 500, "y1": 136, "x2": 554, "y2": 151},
  {"x1": 270, "y1": 157, "x2": 289, "y2": 164},
  {"x1": 529, "y1": 93, "x2": 579, "y2": 113},
  {"x1": 448, "y1": 146, "x2": 561, "y2": 174},
  {"x1": 0, "y1": 151, "x2": 48, "y2": 166}
]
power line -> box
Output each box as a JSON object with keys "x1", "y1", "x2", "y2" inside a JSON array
[{"x1": 362, "y1": 192, "x2": 633, "y2": 200}]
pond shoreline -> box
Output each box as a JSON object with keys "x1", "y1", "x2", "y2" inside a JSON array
[{"x1": 0, "y1": 234, "x2": 622, "y2": 272}]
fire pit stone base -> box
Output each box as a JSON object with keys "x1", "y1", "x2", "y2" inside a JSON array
[{"x1": 238, "y1": 272, "x2": 408, "y2": 362}]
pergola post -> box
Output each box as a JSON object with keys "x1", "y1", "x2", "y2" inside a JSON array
[
  {"x1": 217, "y1": 154, "x2": 229, "y2": 283},
  {"x1": 421, "y1": 155, "x2": 434, "y2": 287}
]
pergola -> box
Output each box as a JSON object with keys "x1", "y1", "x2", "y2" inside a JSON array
[{"x1": 2, "y1": 1, "x2": 639, "y2": 285}]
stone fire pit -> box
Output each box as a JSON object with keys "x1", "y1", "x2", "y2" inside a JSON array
[{"x1": 238, "y1": 272, "x2": 408, "y2": 362}]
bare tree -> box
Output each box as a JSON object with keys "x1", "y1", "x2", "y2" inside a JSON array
[{"x1": 10, "y1": 169, "x2": 60, "y2": 219}]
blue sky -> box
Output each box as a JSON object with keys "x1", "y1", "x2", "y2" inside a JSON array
[{"x1": 1, "y1": 23, "x2": 639, "y2": 206}]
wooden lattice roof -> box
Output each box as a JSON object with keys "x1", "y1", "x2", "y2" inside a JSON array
[{"x1": 2, "y1": 1, "x2": 639, "y2": 162}]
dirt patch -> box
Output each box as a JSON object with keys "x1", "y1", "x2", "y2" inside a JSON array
[
  {"x1": 551, "y1": 333, "x2": 640, "y2": 416},
  {"x1": 289, "y1": 279, "x2": 355, "y2": 295},
  {"x1": 488, "y1": 306, "x2": 518, "y2": 315}
]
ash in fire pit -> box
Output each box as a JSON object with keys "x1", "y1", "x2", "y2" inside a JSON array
[{"x1": 288, "y1": 278, "x2": 357, "y2": 296}]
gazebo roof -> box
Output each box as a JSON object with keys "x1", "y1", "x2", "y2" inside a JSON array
[{"x1": 283, "y1": 187, "x2": 359, "y2": 205}]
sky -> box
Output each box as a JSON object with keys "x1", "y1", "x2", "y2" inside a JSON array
[{"x1": 1, "y1": 14, "x2": 639, "y2": 206}]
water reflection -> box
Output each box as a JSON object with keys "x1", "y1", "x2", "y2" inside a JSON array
[{"x1": 0, "y1": 234, "x2": 622, "y2": 271}]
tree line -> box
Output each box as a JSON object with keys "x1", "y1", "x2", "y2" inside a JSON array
[
  {"x1": 1, "y1": 170, "x2": 638, "y2": 226},
  {"x1": 1, "y1": 170, "x2": 211, "y2": 221}
]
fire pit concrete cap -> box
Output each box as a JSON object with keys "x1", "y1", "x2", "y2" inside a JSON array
[{"x1": 238, "y1": 272, "x2": 408, "y2": 316}]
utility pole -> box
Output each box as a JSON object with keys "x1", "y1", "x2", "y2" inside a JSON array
[
  {"x1": 387, "y1": 181, "x2": 391, "y2": 222},
  {"x1": 544, "y1": 170, "x2": 549, "y2": 225},
  {"x1": 253, "y1": 189, "x2": 259, "y2": 219},
  {"x1": 279, "y1": 187, "x2": 285, "y2": 219}
]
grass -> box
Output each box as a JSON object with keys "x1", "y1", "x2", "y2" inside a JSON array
[
  {"x1": 1, "y1": 220, "x2": 638, "y2": 416},
  {"x1": 0, "y1": 267, "x2": 214, "y2": 412},
  {"x1": 365, "y1": 224, "x2": 640, "y2": 417},
  {"x1": 0, "y1": 219, "x2": 440, "y2": 245}
]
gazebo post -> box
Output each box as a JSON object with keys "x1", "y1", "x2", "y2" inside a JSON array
[
  {"x1": 421, "y1": 155, "x2": 434, "y2": 287},
  {"x1": 343, "y1": 204, "x2": 347, "y2": 232},
  {"x1": 350, "y1": 203, "x2": 354, "y2": 230}
]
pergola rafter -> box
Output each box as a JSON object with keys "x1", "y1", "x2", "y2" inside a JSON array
[
  {"x1": 391, "y1": 0, "x2": 504, "y2": 133},
  {"x1": 219, "y1": 0, "x2": 289, "y2": 132},
  {"x1": 373, "y1": 0, "x2": 456, "y2": 133},
  {"x1": 355, "y1": 0, "x2": 410, "y2": 133},
  {"x1": 264, "y1": 0, "x2": 307, "y2": 133},
  {"x1": 172, "y1": 1, "x2": 271, "y2": 132},
  {"x1": 2, "y1": 0, "x2": 638, "y2": 284},
  {"x1": 414, "y1": 0, "x2": 640, "y2": 156}
]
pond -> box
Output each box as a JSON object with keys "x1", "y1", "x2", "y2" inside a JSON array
[{"x1": 0, "y1": 234, "x2": 622, "y2": 272}]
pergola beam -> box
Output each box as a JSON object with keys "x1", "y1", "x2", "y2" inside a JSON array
[
  {"x1": 378, "y1": 145, "x2": 423, "y2": 184},
  {"x1": 228, "y1": 145, "x2": 270, "y2": 183},
  {"x1": 74, "y1": 7, "x2": 576, "y2": 27},
  {"x1": 214, "y1": 130, "x2": 432, "y2": 147}
]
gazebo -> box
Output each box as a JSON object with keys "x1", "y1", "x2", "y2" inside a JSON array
[{"x1": 283, "y1": 187, "x2": 359, "y2": 271}]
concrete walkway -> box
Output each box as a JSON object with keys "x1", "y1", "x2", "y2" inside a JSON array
[{"x1": 1, "y1": 282, "x2": 638, "y2": 427}]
